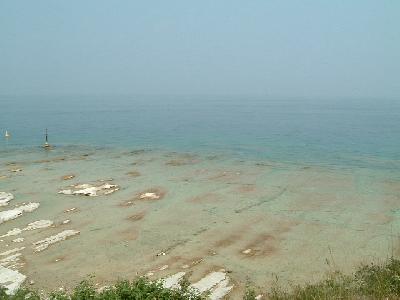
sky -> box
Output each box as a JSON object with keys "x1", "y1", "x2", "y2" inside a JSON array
[{"x1": 0, "y1": 1, "x2": 399, "y2": 99}]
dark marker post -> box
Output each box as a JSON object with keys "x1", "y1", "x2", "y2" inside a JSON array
[{"x1": 43, "y1": 128, "x2": 51, "y2": 149}]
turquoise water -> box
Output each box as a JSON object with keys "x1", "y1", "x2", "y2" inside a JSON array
[
  {"x1": 1, "y1": 95, "x2": 399, "y2": 169},
  {"x1": 0, "y1": 95, "x2": 399, "y2": 297}
]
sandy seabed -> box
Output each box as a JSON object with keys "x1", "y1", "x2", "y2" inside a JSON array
[{"x1": 0, "y1": 146, "x2": 399, "y2": 298}]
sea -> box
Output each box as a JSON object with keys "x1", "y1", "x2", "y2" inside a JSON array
[{"x1": 0, "y1": 95, "x2": 399, "y2": 297}]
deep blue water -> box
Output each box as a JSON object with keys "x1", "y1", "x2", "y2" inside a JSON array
[{"x1": 1, "y1": 95, "x2": 399, "y2": 169}]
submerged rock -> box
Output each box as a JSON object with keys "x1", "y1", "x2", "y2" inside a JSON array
[
  {"x1": 24, "y1": 220, "x2": 53, "y2": 231},
  {"x1": 33, "y1": 230, "x2": 80, "y2": 252},
  {"x1": 0, "y1": 203, "x2": 40, "y2": 224},
  {"x1": 122, "y1": 188, "x2": 166, "y2": 205},
  {"x1": 0, "y1": 247, "x2": 25, "y2": 270},
  {"x1": 0, "y1": 228, "x2": 22, "y2": 238},
  {"x1": 165, "y1": 155, "x2": 199, "y2": 166},
  {"x1": 0, "y1": 253, "x2": 22, "y2": 268},
  {"x1": 140, "y1": 192, "x2": 160, "y2": 200},
  {"x1": 134, "y1": 188, "x2": 167, "y2": 201},
  {"x1": 126, "y1": 212, "x2": 145, "y2": 222},
  {"x1": 0, "y1": 220, "x2": 53, "y2": 239},
  {"x1": 0, "y1": 247, "x2": 25, "y2": 257},
  {"x1": 16, "y1": 203, "x2": 39, "y2": 213},
  {"x1": 64, "y1": 207, "x2": 77, "y2": 213},
  {"x1": 242, "y1": 248, "x2": 252, "y2": 254},
  {"x1": 62, "y1": 174, "x2": 75, "y2": 180},
  {"x1": 126, "y1": 171, "x2": 141, "y2": 177},
  {"x1": 58, "y1": 182, "x2": 119, "y2": 197},
  {"x1": 0, "y1": 192, "x2": 14, "y2": 207},
  {"x1": 0, "y1": 266, "x2": 26, "y2": 295}
]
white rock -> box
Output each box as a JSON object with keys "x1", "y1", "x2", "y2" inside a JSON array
[
  {"x1": 0, "y1": 203, "x2": 40, "y2": 224},
  {"x1": 242, "y1": 248, "x2": 252, "y2": 254},
  {"x1": 209, "y1": 278, "x2": 234, "y2": 300},
  {"x1": 191, "y1": 271, "x2": 226, "y2": 293},
  {"x1": 74, "y1": 184, "x2": 91, "y2": 189},
  {"x1": 99, "y1": 178, "x2": 113, "y2": 182},
  {"x1": 1, "y1": 211, "x2": 22, "y2": 223},
  {"x1": 64, "y1": 207, "x2": 77, "y2": 213},
  {"x1": 0, "y1": 220, "x2": 52, "y2": 239},
  {"x1": 139, "y1": 192, "x2": 160, "y2": 200},
  {"x1": 18, "y1": 202, "x2": 40, "y2": 213},
  {"x1": 0, "y1": 228, "x2": 22, "y2": 238},
  {"x1": 101, "y1": 183, "x2": 117, "y2": 189},
  {"x1": 59, "y1": 183, "x2": 119, "y2": 197},
  {"x1": 24, "y1": 220, "x2": 53, "y2": 231},
  {"x1": 0, "y1": 266, "x2": 26, "y2": 295},
  {"x1": 0, "y1": 192, "x2": 13, "y2": 207},
  {"x1": 58, "y1": 189, "x2": 73, "y2": 195},
  {"x1": 104, "y1": 188, "x2": 119, "y2": 195},
  {"x1": 0, "y1": 253, "x2": 22, "y2": 267},
  {"x1": 0, "y1": 247, "x2": 25, "y2": 257},
  {"x1": 33, "y1": 230, "x2": 80, "y2": 252},
  {"x1": 62, "y1": 219, "x2": 71, "y2": 225},
  {"x1": 162, "y1": 272, "x2": 186, "y2": 289}
]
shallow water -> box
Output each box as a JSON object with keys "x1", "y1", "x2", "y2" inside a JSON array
[{"x1": 0, "y1": 96, "x2": 399, "y2": 297}]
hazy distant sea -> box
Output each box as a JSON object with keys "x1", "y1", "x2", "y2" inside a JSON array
[{"x1": 1, "y1": 95, "x2": 399, "y2": 170}]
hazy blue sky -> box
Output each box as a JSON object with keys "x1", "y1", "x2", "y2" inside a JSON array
[{"x1": 0, "y1": 1, "x2": 399, "y2": 98}]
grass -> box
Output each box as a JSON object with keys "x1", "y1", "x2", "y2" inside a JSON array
[
  {"x1": 2, "y1": 258, "x2": 400, "y2": 299},
  {"x1": 267, "y1": 257, "x2": 400, "y2": 300}
]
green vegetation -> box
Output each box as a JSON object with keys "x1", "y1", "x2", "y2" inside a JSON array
[
  {"x1": 0, "y1": 277, "x2": 205, "y2": 300},
  {"x1": 268, "y1": 257, "x2": 400, "y2": 300},
  {"x1": 2, "y1": 258, "x2": 400, "y2": 299}
]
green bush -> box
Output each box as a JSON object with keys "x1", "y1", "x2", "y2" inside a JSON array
[
  {"x1": 3, "y1": 258, "x2": 400, "y2": 299},
  {"x1": 48, "y1": 277, "x2": 204, "y2": 300}
]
